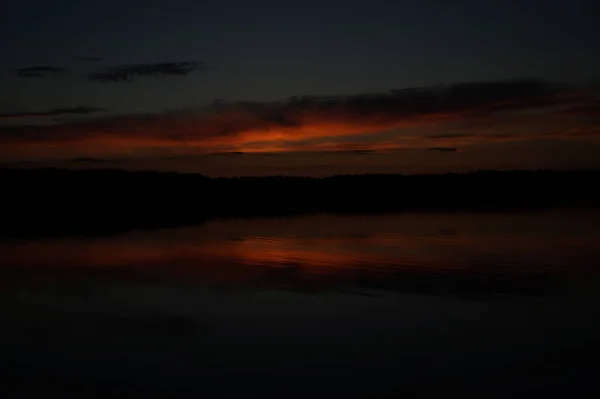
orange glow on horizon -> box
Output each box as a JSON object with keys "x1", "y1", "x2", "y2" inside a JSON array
[
  {"x1": 0, "y1": 111, "x2": 462, "y2": 157},
  {"x1": 1, "y1": 94, "x2": 599, "y2": 163}
]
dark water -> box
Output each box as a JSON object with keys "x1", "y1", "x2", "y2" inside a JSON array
[{"x1": 1, "y1": 210, "x2": 600, "y2": 397}]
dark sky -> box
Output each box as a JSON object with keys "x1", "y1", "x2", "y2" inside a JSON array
[{"x1": 1, "y1": 0, "x2": 600, "y2": 175}]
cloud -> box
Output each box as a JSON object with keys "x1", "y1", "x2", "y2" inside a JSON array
[
  {"x1": 426, "y1": 133, "x2": 475, "y2": 139},
  {"x1": 69, "y1": 157, "x2": 113, "y2": 163},
  {"x1": 426, "y1": 147, "x2": 458, "y2": 152},
  {"x1": 556, "y1": 103, "x2": 600, "y2": 117},
  {"x1": 209, "y1": 151, "x2": 246, "y2": 156},
  {"x1": 0, "y1": 79, "x2": 598, "y2": 158},
  {"x1": 13, "y1": 65, "x2": 66, "y2": 78},
  {"x1": 76, "y1": 56, "x2": 103, "y2": 62},
  {"x1": 87, "y1": 61, "x2": 215, "y2": 82},
  {"x1": 0, "y1": 106, "x2": 107, "y2": 120},
  {"x1": 334, "y1": 150, "x2": 376, "y2": 155},
  {"x1": 556, "y1": 127, "x2": 600, "y2": 137}
]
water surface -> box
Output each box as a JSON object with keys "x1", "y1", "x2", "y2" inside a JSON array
[{"x1": 1, "y1": 210, "x2": 599, "y2": 397}]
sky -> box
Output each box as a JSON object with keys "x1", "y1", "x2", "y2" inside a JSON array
[{"x1": 1, "y1": 0, "x2": 600, "y2": 176}]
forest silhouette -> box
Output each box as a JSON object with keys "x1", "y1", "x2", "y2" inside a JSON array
[{"x1": 2, "y1": 168, "x2": 599, "y2": 238}]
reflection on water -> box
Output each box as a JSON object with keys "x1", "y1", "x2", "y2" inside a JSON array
[
  {"x1": 1, "y1": 210, "x2": 600, "y2": 397},
  {"x1": 2, "y1": 210, "x2": 600, "y2": 298}
]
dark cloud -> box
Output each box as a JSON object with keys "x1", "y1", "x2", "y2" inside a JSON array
[
  {"x1": 0, "y1": 79, "x2": 597, "y2": 156},
  {"x1": 487, "y1": 133, "x2": 519, "y2": 139},
  {"x1": 427, "y1": 147, "x2": 459, "y2": 152},
  {"x1": 332, "y1": 150, "x2": 376, "y2": 155},
  {"x1": 0, "y1": 160, "x2": 39, "y2": 167},
  {"x1": 559, "y1": 127, "x2": 600, "y2": 137},
  {"x1": 426, "y1": 133, "x2": 475, "y2": 139},
  {"x1": 0, "y1": 106, "x2": 107, "y2": 120},
  {"x1": 277, "y1": 79, "x2": 567, "y2": 122},
  {"x1": 557, "y1": 103, "x2": 600, "y2": 117},
  {"x1": 76, "y1": 57, "x2": 103, "y2": 62},
  {"x1": 209, "y1": 151, "x2": 246, "y2": 156},
  {"x1": 87, "y1": 61, "x2": 215, "y2": 83},
  {"x1": 13, "y1": 65, "x2": 66, "y2": 78},
  {"x1": 69, "y1": 157, "x2": 113, "y2": 163},
  {"x1": 331, "y1": 148, "x2": 457, "y2": 154}
]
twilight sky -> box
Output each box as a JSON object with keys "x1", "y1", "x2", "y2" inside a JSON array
[{"x1": 2, "y1": 0, "x2": 600, "y2": 176}]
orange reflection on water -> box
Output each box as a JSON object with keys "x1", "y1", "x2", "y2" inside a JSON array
[
  {"x1": 0, "y1": 234, "x2": 410, "y2": 278},
  {"x1": 196, "y1": 237, "x2": 397, "y2": 269},
  {"x1": 1, "y1": 212, "x2": 600, "y2": 295}
]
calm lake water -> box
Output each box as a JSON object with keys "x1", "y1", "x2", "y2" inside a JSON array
[{"x1": 1, "y1": 210, "x2": 600, "y2": 397}]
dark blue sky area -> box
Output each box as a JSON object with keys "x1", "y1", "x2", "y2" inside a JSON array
[
  {"x1": 1, "y1": 0, "x2": 599, "y2": 113},
  {"x1": 2, "y1": 0, "x2": 600, "y2": 177}
]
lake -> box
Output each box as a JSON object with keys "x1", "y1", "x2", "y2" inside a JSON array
[{"x1": 1, "y1": 210, "x2": 600, "y2": 397}]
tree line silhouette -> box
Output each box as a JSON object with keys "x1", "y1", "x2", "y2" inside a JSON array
[{"x1": 1, "y1": 168, "x2": 599, "y2": 238}]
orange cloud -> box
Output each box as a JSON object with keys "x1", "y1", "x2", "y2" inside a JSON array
[{"x1": 1, "y1": 79, "x2": 599, "y2": 160}]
